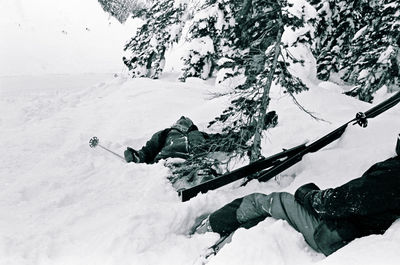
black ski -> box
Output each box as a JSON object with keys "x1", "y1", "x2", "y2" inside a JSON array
[
  {"x1": 179, "y1": 143, "x2": 307, "y2": 202},
  {"x1": 180, "y1": 91, "x2": 400, "y2": 202}
]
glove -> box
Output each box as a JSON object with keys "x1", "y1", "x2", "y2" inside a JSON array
[
  {"x1": 124, "y1": 147, "x2": 140, "y2": 163},
  {"x1": 295, "y1": 183, "x2": 320, "y2": 217}
]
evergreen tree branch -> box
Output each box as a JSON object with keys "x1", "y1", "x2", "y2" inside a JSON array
[
  {"x1": 287, "y1": 90, "x2": 329, "y2": 123},
  {"x1": 279, "y1": 50, "x2": 328, "y2": 123}
]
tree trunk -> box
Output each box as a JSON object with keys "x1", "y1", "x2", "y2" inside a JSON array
[{"x1": 250, "y1": 19, "x2": 283, "y2": 162}]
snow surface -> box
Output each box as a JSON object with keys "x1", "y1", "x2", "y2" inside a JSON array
[
  {"x1": 1, "y1": 71, "x2": 400, "y2": 265},
  {"x1": 1, "y1": 1, "x2": 400, "y2": 264},
  {"x1": 0, "y1": 0, "x2": 139, "y2": 76}
]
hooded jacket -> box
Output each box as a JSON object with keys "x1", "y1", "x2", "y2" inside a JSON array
[
  {"x1": 133, "y1": 111, "x2": 278, "y2": 164},
  {"x1": 136, "y1": 116, "x2": 207, "y2": 163}
]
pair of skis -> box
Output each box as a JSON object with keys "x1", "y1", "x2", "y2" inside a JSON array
[{"x1": 179, "y1": 91, "x2": 400, "y2": 202}]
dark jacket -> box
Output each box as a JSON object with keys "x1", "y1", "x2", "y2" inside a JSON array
[
  {"x1": 296, "y1": 156, "x2": 400, "y2": 255},
  {"x1": 135, "y1": 118, "x2": 255, "y2": 164},
  {"x1": 136, "y1": 117, "x2": 208, "y2": 164},
  {"x1": 133, "y1": 112, "x2": 279, "y2": 164}
]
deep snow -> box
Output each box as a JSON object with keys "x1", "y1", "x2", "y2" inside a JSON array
[
  {"x1": 1, "y1": 72, "x2": 400, "y2": 265},
  {"x1": 0, "y1": 0, "x2": 138, "y2": 76},
  {"x1": 1, "y1": 0, "x2": 400, "y2": 264}
]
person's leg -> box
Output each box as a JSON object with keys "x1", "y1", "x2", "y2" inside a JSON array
[
  {"x1": 262, "y1": 192, "x2": 321, "y2": 251},
  {"x1": 207, "y1": 192, "x2": 321, "y2": 252}
]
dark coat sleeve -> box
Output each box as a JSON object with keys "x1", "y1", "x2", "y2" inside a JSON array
[
  {"x1": 138, "y1": 129, "x2": 170, "y2": 164},
  {"x1": 294, "y1": 183, "x2": 320, "y2": 217},
  {"x1": 308, "y1": 157, "x2": 400, "y2": 219}
]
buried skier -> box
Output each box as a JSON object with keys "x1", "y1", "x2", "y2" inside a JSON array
[
  {"x1": 123, "y1": 113, "x2": 278, "y2": 189},
  {"x1": 193, "y1": 136, "x2": 400, "y2": 256}
]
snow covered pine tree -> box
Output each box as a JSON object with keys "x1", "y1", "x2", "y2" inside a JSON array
[
  {"x1": 98, "y1": 0, "x2": 149, "y2": 23},
  {"x1": 123, "y1": 0, "x2": 187, "y2": 78},
  {"x1": 206, "y1": 0, "x2": 311, "y2": 162},
  {"x1": 112, "y1": 0, "x2": 317, "y2": 183},
  {"x1": 122, "y1": 0, "x2": 313, "y2": 167},
  {"x1": 178, "y1": 1, "x2": 223, "y2": 82},
  {"x1": 311, "y1": 0, "x2": 400, "y2": 102}
]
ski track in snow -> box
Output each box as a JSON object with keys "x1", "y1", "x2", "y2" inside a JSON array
[{"x1": 1, "y1": 73, "x2": 400, "y2": 265}]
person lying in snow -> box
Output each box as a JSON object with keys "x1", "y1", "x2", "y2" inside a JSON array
[
  {"x1": 124, "y1": 113, "x2": 278, "y2": 164},
  {"x1": 123, "y1": 114, "x2": 278, "y2": 189},
  {"x1": 193, "y1": 137, "x2": 400, "y2": 256}
]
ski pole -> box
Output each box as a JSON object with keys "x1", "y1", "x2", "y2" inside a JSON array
[{"x1": 89, "y1": 136, "x2": 126, "y2": 162}]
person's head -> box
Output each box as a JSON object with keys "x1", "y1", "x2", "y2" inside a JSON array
[{"x1": 172, "y1": 116, "x2": 194, "y2": 133}]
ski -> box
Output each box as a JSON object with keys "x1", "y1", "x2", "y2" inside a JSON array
[
  {"x1": 179, "y1": 143, "x2": 307, "y2": 202},
  {"x1": 195, "y1": 233, "x2": 234, "y2": 265},
  {"x1": 180, "y1": 91, "x2": 400, "y2": 201}
]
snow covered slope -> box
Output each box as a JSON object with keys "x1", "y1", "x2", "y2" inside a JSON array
[
  {"x1": 0, "y1": 0, "x2": 138, "y2": 76},
  {"x1": 1, "y1": 72, "x2": 399, "y2": 265},
  {"x1": 1, "y1": 1, "x2": 400, "y2": 264}
]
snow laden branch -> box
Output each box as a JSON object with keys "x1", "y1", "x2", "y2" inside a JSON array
[
  {"x1": 121, "y1": 0, "x2": 314, "y2": 164},
  {"x1": 207, "y1": 0, "x2": 311, "y2": 163},
  {"x1": 311, "y1": 0, "x2": 400, "y2": 102}
]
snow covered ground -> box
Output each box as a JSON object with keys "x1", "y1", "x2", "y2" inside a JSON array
[
  {"x1": 1, "y1": 0, "x2": 400, "y2": 264},
  {"x1": 0, "y1": 0, "x2": 138, "y2": 76},
  {"x1": 1, "y1": 71, "x2": 400, "y2": 265}
]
